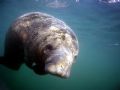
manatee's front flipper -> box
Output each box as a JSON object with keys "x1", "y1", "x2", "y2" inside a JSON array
[
  {"x1": 0, "y1": 56, "x2": 23, "y2": 70},
  {"x1": 0, "y1": 29, "x2": 24, "y2": 70}
]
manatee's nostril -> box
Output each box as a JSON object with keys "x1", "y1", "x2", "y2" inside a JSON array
[
  {"x1": 57, "y1": 64, "x2": 64, "y2": 73},
  {"x1": 60, "y1": 64, "x2": 64, "y2": 70}
]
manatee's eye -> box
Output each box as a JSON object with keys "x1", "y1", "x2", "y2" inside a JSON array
[
  {"x1": 44, "y1": 44, "x2": 54, "y2": 54},
  {"x1": 46, "y1": 44, "x2": 53, "y2": 50}
]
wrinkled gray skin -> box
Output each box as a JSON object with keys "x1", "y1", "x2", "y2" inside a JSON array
[{"x1": 4, "y1": 12, "x2": 79, "y2": 78}]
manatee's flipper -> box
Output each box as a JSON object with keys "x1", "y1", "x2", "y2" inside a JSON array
[
  {"x1": 0, "y1": 56, "x2": 23, "y2": 70},
  {"x1": 0, "y1": 29, "x2": 24, "y2": 70}
]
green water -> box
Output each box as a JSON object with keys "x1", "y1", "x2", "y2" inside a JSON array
[{"x1": 0, "y1": 0, "x2": 120, "y2": 90}]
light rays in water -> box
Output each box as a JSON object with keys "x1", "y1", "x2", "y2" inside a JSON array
[{"x1": 46, "y1": 0, "x2": 68, "y2": 8}]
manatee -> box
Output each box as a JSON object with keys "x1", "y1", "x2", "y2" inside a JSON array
[{"x1": 0, "y1": 12, "x2": 79, "y2": 78}]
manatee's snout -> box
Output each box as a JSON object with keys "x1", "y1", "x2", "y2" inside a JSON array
[{"x1": 45, "y1": 48, "x2": 73, "y2": 78}]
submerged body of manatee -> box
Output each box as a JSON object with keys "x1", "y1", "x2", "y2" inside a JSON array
[{"x1": 0, "y1": 12, "x2": 79, "y2": 78}]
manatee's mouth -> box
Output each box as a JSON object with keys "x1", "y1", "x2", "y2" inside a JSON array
[
  {"x1": 45, "y1": 63, "x2": 70, "y2": 78},
  {"x1": 45, "y1": 54, "x2": 73, "y2": 78}
]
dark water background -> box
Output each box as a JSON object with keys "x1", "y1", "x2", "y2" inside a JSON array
[{"x1": 0, "y1": 0, "x2": 120, "y2": 90}]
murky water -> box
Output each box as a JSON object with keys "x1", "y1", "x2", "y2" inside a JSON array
[{"x1": 0, "y1": 0, "x2": 120, "y2": 90}]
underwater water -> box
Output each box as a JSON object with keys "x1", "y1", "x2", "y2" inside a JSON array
[{"x1": 0, "y1": 0, "x2": 120, "y2": 90}]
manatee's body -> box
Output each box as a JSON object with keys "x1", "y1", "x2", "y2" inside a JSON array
[{"x1": 0, "y1": 12, "x2": 79, "y2": 78}]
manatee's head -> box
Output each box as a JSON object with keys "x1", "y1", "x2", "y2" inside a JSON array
[
  {"x1": 44, "y1": 45, "x2": 74, "y2": 78},
  {"x1": 42, "y1": 28, "x2": 79, "y2": 78}
]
